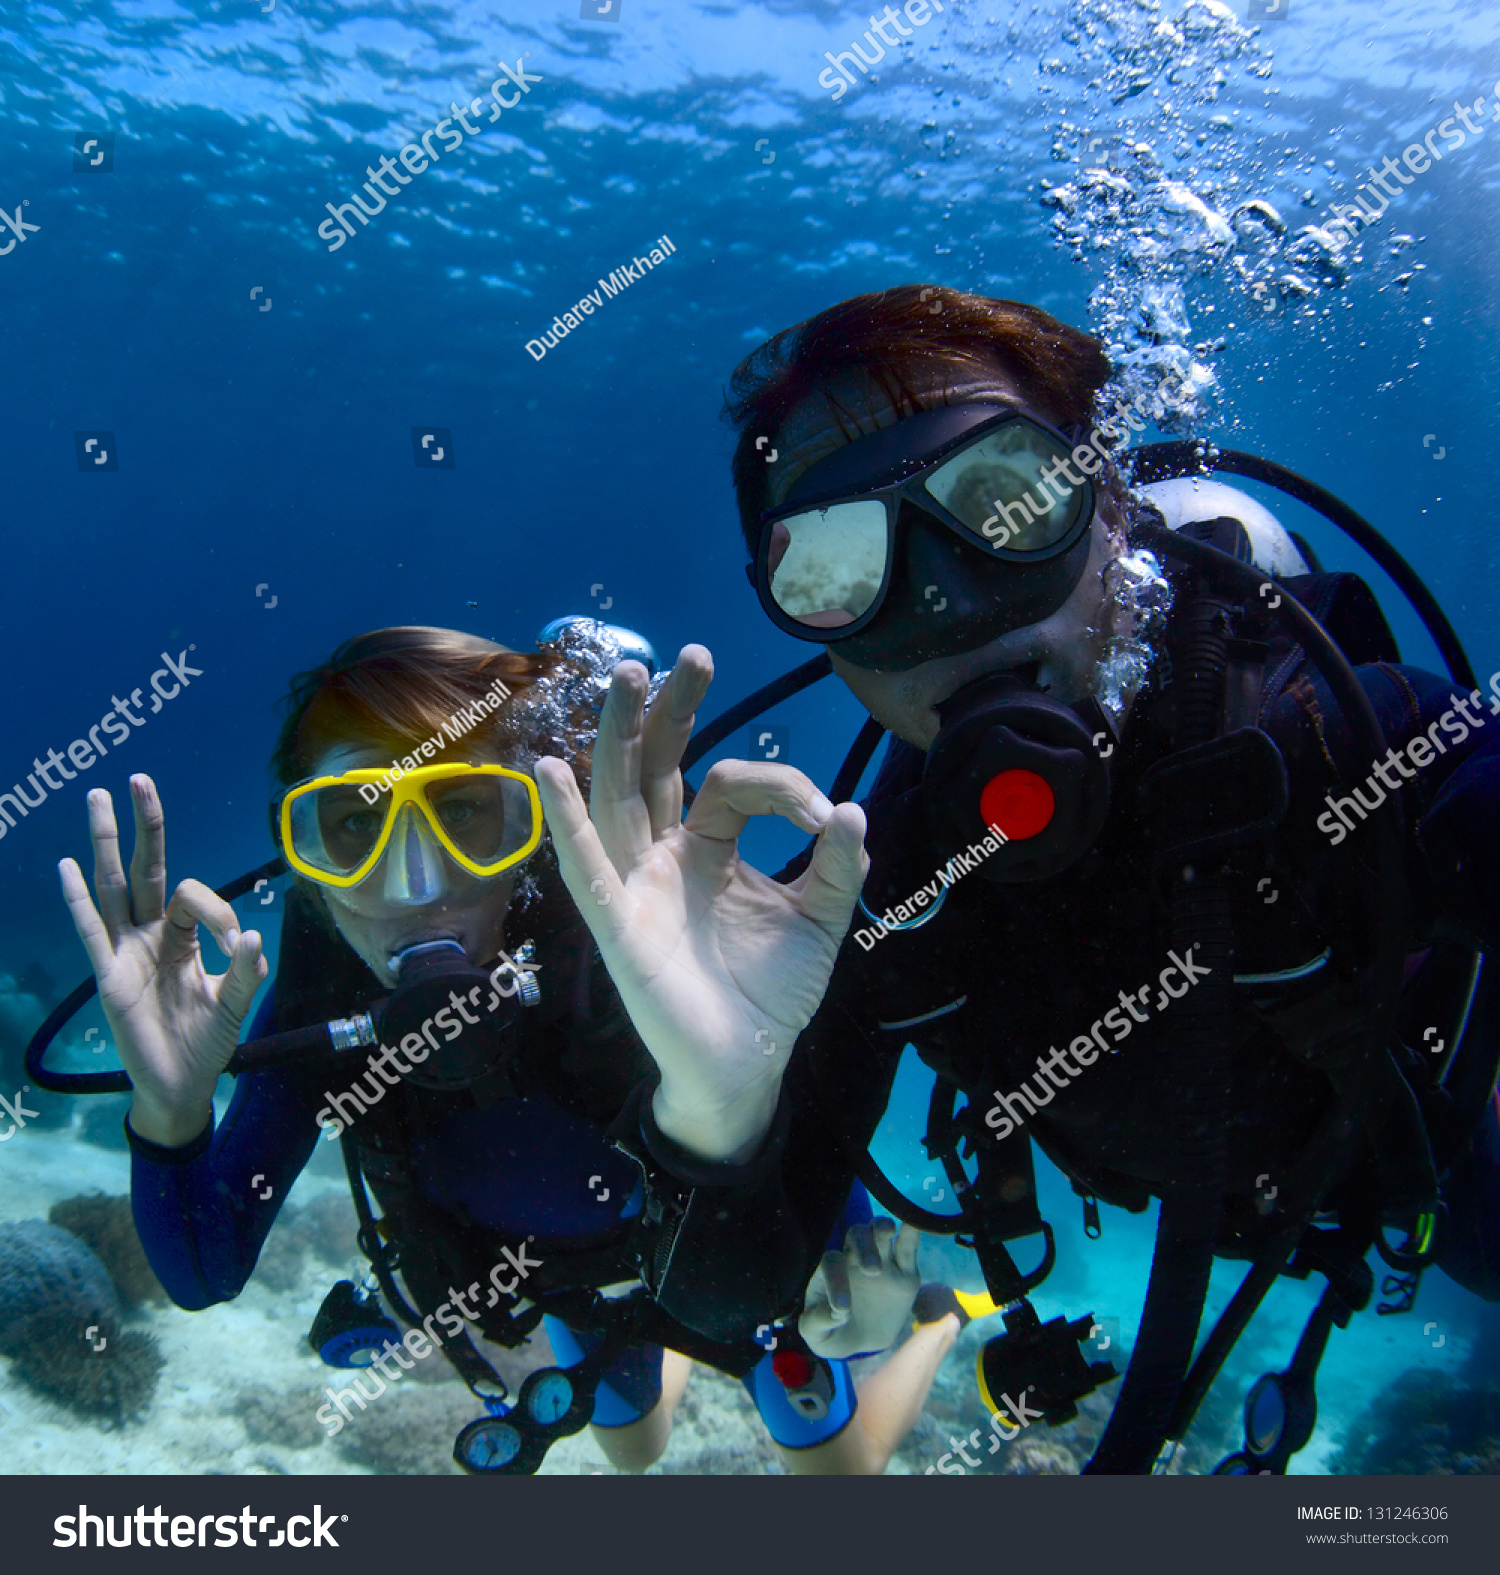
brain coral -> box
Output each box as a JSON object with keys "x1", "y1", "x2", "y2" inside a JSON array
[
  {"x1": 49, "y1": 1194, "x2": 165, "y2": 1308},
  {"x1": 0, "y1": 1219, "x2": 162, "y2": 1422}
]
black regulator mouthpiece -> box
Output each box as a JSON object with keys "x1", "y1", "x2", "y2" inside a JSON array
[
  {"x1": 376, "y1": 938, "x2": 538, "y2": 1092},
  {"x1": 922, "y1": 671, "x2": 1116, "y2": 884}
]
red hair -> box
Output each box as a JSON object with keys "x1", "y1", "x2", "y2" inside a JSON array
[{"x1": 723, "y1": 285, "x2": 1114, "y2": 548}]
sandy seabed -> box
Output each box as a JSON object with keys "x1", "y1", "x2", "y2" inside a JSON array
[
  {"x1": 2, "y1": 1087, "x2": 1481, "y2": 1477},
  {"x1": 0, "y1": 1113, "x2": 882, "y2": 1477}
]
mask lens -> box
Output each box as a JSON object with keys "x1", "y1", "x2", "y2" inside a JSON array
[
  {"x1": 288, "y1": 783, "x2": 389, "y2": 875},
  {"x1": 923, "y1": 422, "x2": 1087, "y2": 553},
  {"x1": 422, "y1": 772, "x2": 536, "y2": 869},
  {"x1": 767, "y1": 499, "x2": 888, "y2": 629}
]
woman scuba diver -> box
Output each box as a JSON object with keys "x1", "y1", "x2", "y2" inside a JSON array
[{"x1": 54, "y1": 624, "x2": 957, "y2": 1474}]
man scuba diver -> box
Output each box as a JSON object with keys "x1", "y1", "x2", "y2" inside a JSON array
[
  {"x1": 537, "y1": 284, "x2": 1500, "y2": 1474},
  {"x1": 44, "y1": 624, "x2": 959, "y2": 1475}
]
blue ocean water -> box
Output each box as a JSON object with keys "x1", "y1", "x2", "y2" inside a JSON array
[{"x1": 2, "y1": 0, "x2": 1498, "y2": 1476}]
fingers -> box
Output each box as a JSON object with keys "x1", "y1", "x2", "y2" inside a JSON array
[
  {"x1": 534, "y1": 756, "x2": 629, "y2": 940},
  {"x1": 638, "y1": 646, "x2": 713, "y2": 840},
  {"x1": 587, "y1": 662, "x2": 656, "y2": 877},
  {"x1": 58, "y1": 857, "x2": 116, "y2": 981},
  {"x1": 845, "y1": 1218, "x2": 917, "y2": 1278},
  {"x1": 849, "y1": 1217, "x2": 902, "y2": 1273},
  {"x1": 782, "y1": 801, "x2": 869, "y2": 936},
  {"x1": 820, "y1": 1248, "x2": 851, "y2": 1319},
  {"x1": 894, "y1": 1222, "x2": 922, "y2": 1277},
  {"x1": 798, "y1": 1249, "x2": 851, "y2": 1357},
  {"x1": 682, "y1": 759, "x2": 836, "y2": 844},
  {"x1": 538, "y1": 648, "x2": 713, "y2": 925},
  {"x1": 127, "y1": 775, "x2": 168, "y2": 926},
  {"x1": 158, "y1": 880, "x2": 247, "y2": 972},
  {"x1": 681, "y1": 762, "x2": 866, "y2": 945},
  {"x1": 846, "y1": 1220, "x2": 885, "y2": 1275},
  {"x1": 87, "y1": 787, "x2": 131, "y2": 940},
  {"x1": 799, "y1": 1274, "x2": 845, "y2": 1356}
]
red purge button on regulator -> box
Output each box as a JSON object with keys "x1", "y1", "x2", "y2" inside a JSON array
[
  {"x1": 772, "y1": 1351, "x2": 812, "y2": 1389},
  {"x1": 979, "y1": 768, "x2": 1055, "y2": 842}
]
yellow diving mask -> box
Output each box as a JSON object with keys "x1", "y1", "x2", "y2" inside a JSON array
[{"x1": 277, "y1": 762, "x2": 542, "y2": 890}]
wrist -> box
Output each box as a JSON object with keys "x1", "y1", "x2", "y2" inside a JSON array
[
  {"x1": 650, "y1": 1077, "x2": 780, "y2": 1165},
  {"x1": 128, "y1": 1093, "x2": 213, "y2": 1150}
]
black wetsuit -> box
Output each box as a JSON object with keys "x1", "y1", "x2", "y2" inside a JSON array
[{"x1": 641, "y1": 566, "x2": 1500, "y2": 1344}]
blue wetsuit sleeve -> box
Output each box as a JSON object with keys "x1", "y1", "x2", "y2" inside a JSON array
[{"x1": 128, "y1": 1056, "x2": 324, "y2": 1310}]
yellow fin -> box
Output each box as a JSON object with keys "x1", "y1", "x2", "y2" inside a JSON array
[{"x1": 955, "y1": 1289, "x2": 1001, "y2": 1321}]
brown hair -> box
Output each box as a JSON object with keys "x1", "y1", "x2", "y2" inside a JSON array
[
  {"x1": 271, "y1": 627, "x2": 587, "y2": 789},
  {"x1": 269, "y1": 628, "x2": 596, "y2": 928},
  {"x1": 723, "y1": 285, "x2": 1115, "y2": 549}
]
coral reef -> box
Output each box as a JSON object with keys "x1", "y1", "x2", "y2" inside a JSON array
[
  {"x1": 655, "y1": 1365, "x2": 785, "y2": 1475},
  {"x1": 1330, "y1": 1368, "x2": 1500, "y2": 1474},
  {"x1": 290, "y1": 1190, "x2": 359, "y2": 1267},
  {"x1": 252, "y1": 1224, "x2": 308, "y2": 1294},
  {"x1": 0, "y1": 1219, "x2": 163, "y2": 1422},
  {"x1": 50, "y1": 1193, "x2": 165, "y2": 1308},
  {"x1": 0, "y1": 1219, "x2": 118, "y2": 1334},
  {"x1": 5, "y1": 1312, "x2": 164, "y2": 1423},
  {"x1": 250, "y1": 1190, "x2": 359, "y2": 1293},
  {"x1": 331, "y1": 1383, "x2": 479, "y2": 1474}
]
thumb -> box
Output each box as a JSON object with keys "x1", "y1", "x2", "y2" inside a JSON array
[
  {"x1": 798, "y1": 1299, "x2": 839, "y2": 1340},
  {"x1": 798, "y1": 1299, "x2": 848, "y2": 1357},
  {"x1": 216, "y1": 931, "x2": 267, "y2": 1027}
]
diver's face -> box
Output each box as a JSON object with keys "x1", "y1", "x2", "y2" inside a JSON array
[
  {"x1": 830, "y1": 517, "x2": 1119, "y2": 751},
  {"x1": 774, "y1": 364, "x2": 1120, "y2": 751},
  {"x1": 309, "y1": 743, "x2": 519, "y2": 988}
]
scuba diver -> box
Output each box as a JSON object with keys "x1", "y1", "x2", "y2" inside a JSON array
[
  {"x1": 535, "y1": 285, "x2": 1500, "y2": 1474},
  {"x1": 45, "y1": 623, "x2": 959, "y2": 1475}
]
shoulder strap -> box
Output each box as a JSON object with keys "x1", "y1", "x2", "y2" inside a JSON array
[{"x1": 1263, "y1": 570, "x2": 1401, "y2": 710}]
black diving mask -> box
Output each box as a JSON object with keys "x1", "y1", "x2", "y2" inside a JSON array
[{"x1": 753, "y1": 403, "x2": 1098, "y2": 671}]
